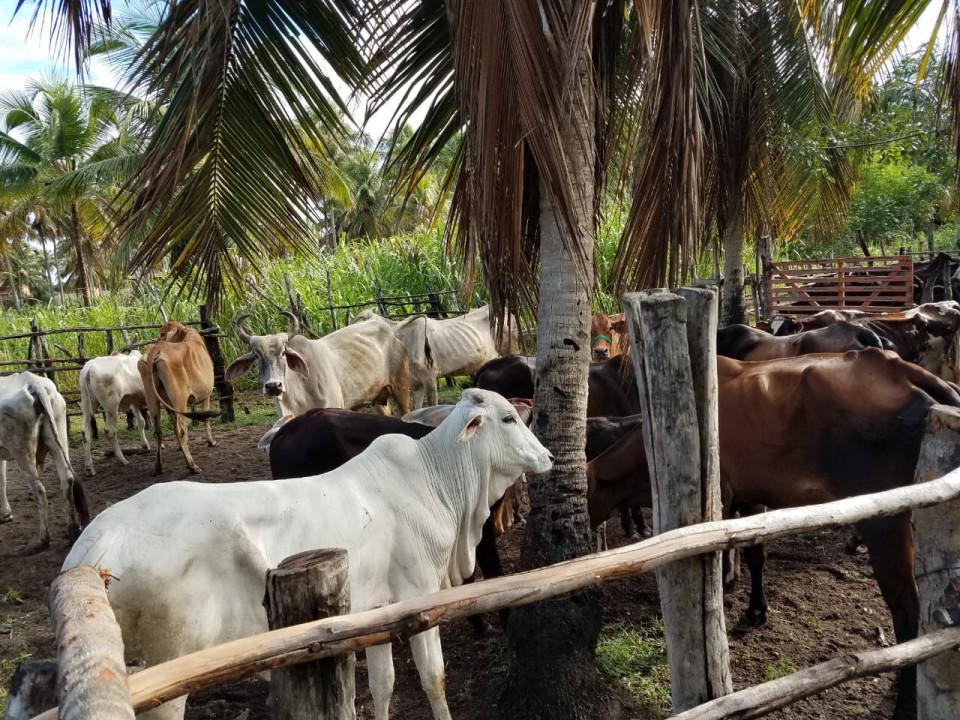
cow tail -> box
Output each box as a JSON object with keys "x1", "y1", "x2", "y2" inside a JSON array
[
  {"x1": 27, "y1": 380, "x2": 90, "y2": 526},
  {"x1": 148, "y1": 357, "x2": 221, "y2": 421}
]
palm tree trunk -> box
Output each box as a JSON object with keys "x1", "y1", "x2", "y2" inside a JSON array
[
  {"x1": 720, "y1": 198, "x2": 746, "y2": 326},
  {"x1": 70, "y1": 201, "x2": 92, "y2": 305},
  {"x1": 499, "y1": 13, "x2": 601, "y2": 718}
]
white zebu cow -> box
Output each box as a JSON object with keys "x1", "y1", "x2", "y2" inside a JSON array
[
  {"x1": 356, "y1": 305, "x2": 518, "y2": 408},
  {"x1": 0, "y1": 372, "x2": 88, "y2": 547},
  {"x1": 63, "y1": 389, "x2": 552, "y2": 720},
  {"x1": 80, "y1": 351, "x2": 151, "y2": 475},
  {"x1": 226, "y1": 312, "x2": 411, "y2": 418}
]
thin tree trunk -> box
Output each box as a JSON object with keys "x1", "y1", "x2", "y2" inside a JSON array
[
  {"x1": 70, "y1": 201, "x2": 92, "y2": 305},
  {"x1": 499, "y1": 9, "x2": 601, "y2": 718},
  {"x1": 720, "y1": 198, "x2": 745, "y2": 327}
]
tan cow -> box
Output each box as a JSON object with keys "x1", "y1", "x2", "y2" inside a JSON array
[
  {"x1": 138, "y1": 320, "x2": 218, "y2": 474},
  {"x1": 590, "y1": 312, "x2": 628, "y2": 361}
]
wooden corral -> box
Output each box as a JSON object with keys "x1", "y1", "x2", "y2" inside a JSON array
[{"x1": 763, "y1": 255, "x2": 915, "y2": 317}]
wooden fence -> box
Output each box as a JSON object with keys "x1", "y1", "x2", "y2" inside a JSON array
[
  {"x1": 26, "y1": 287, "x2": 960, "y2": 719},
  {"x1": 763, "y1": 255, "x2": 915, "y2": 317}
]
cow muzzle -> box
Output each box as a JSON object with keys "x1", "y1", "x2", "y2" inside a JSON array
[{"x1": 263, "y1": 381, "x2": 285, "y2": 396}]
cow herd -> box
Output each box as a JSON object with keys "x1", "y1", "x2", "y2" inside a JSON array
[{"x1": 2, "y1": 299, "x2": 960, "y2": 719}]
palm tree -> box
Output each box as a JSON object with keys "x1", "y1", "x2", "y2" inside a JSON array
[{"x1": 0, "y1": 79, "x2": 140, "y2": 303}]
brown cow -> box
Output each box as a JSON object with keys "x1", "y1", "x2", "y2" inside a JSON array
[
  {"x1": 717, "y1": 321, "x2": 884, "y2": 361},
  {"x1": 138, "y1": 320, "x2": 218, "y2": 474},
  {"x1": 586, "y1": 349, "x2": 959, "y2": 719},
  {"x1": 590, "y1": 312, "x2": 629, "y2": 361}
]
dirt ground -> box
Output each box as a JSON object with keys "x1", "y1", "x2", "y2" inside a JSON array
[{"x1": 0, "y1": 418, "x2": 898, "y2": 719}]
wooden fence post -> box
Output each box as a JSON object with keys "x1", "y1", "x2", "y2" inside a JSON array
[
  {"x1": 622, "y1": 289, "x2": 731, "y2": 711},
  {"x1": 49, "y1": 566, "x2": 135, "y2": 720},
  {"x1": 913, "y1": 405, "x2": 960, "y2": 719},
  {"x1": 199, "y1": 305, "x2": 235, "y2": 423},
  {"x1": 264, "y1": 549, "x2": 355, "y2": 720}
]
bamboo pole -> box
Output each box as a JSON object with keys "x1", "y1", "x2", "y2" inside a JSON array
[
  {"x1": 31, "y1": 467, "x2": 960, "y2": 720},
  {"x1": 49, "y1": 567, "x2": 134, "y2": 720},
  {"x1": 913, "y1": 405, "x2": 960, "y2": 719},
  {"x1": 671, "y1": 627, "x2": 960, "y2": 720}
]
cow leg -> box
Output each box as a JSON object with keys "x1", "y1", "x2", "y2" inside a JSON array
[
  {"x1": 148, "y1": 396, "x2": 164, "y2": 474},
  {"x1": 632, "y1": 505, "x2": 651, "y2": 538},
  {"x1": 617, "y1": 502, "x2": 640, "y2": 540},
  {"x1": 15, "y1": 451, "x2": 49, "y2": 549},
  {"x1": 470, "y1": 517, "x2": 505, "y2": 634},
  {"x1": 410, "y1": 627, "x2": 453, "y2": 720},
  {"x1": 857, "y1": 513, "x2": 918, "y2": 720},
  {"x1": 743, "y1": 543, "x2": 768, "y2": 625},
  {"x1": 0, "y1": 460, "x2": 11, "y2": 523},
  {"x1": 202, "y1": 397, "x2": 216, "y2": 447},
  {"x1": 132, "y1": 406, "x2": 150, "y2": 449},
  {"x1": 365, "y1": 643, "x2": 396, "y2": 720},
  {"x1": 172, "y1": 411, "x2": 200, "y2": 474},
  {"x1": 426, "y1": 377, "x2": 439, "y2": 407},
  {"x1": 390, "y1": 363, "x2": 412, "y2": 416},
  {"x1": 80, "y1": 393, "x2": 96, "y2": 476},
  {"x1": 103, "y1": 405, "x2": 127, "y2": 466}
]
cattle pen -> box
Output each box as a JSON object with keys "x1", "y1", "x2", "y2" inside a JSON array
[{"x1": 27, "y1": 288, "x2": 960, "y2": 720}]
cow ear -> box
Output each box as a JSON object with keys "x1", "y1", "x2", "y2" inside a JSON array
[
  {"x1": 457, "y1": 412, "x2": 485, "y2": 443},
  {"x1": 225, "y1": 353, "x2": 256, "y2": 380},
  {"x1": 610, "y1": 318, "x2": 628, "y2": 335},
  {"x1": 284, "y1": 348, "x2": 310, "y2": 377}
]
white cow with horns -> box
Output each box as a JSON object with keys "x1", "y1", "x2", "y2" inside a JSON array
[
  {"x1": 62, "y1": 389, "x2": 552, "y2": 720},
  {"x1": 226, "y1": 311, "x2": 411, "y2": 418},
  {"x1": 354, "y1": 305, "x2": 518, "y2": 409},
  {"x1": 0, "y1": 371, "x2": 89, "y2": 548},
  {"x1": 80, "y1": 350, "x2": 151, "y2": 475}
]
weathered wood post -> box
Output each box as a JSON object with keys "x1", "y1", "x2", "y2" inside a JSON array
[
  {"x1": 913, "y1": 405, "x2": 960, "y2": 719},
  {"x1": 326, "y1": 270, "x2": 337, "y2": 330},
  {"x1": 199, "y1": 305, "x2": 235, "y2": 423},
  {"x1": 49, "y1": 566, "x2": 135, "y2": 720},
  {"x1": 264, "y1": 549, "x2": 355, "y2": 720},
  {"x1": 622, "y1": 289, "x2": 732, "y2": 711}
]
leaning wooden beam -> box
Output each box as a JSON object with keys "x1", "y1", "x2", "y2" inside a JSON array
[
  {"x1": 49, "y1": 567, "x2": 134, "y2": 720},
  {"x1": 33, "y1": 467, "x2": 960, "y2": 719},
  {"x1": 670, "y1": 627, "x2": 960, "y2": 720}
]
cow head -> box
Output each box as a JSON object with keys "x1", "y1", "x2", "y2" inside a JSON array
[
  {"x1": 591, "y1": 314, "x2": 614, "y2": 360},
  {"x1": 158, "y1": 320, "x2": 191, "y2": 343},
  {"x1": 450, "y1": 389, "x2": 553, "y2": 501},
  {"x1": 226, "y1": 313, "x2": 309, "y2": 397}
]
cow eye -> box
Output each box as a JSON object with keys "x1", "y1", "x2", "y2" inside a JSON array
[{"x1": 503, "y1": 415, "x2": 517, "y2": 424}]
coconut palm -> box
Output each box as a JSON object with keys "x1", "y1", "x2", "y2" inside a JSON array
[{"x1": 0, "y1": 78, "x2": 141, "y2": 303}]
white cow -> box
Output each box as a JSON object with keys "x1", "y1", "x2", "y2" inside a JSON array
[
  {"x1": 355, "y1": 306, "x2": 518, "y2": 408},
  {"x1": 63, "y1": 389, "x2": 552, "y2": 720},
  {"x1": 0, "y1": 372, "x2": 88, "y2": 547},
  {"x1": 80, "y1": 351, "x2": 151, "y2": 475},
  {"x1": 226, "y1": 312, "x2": 411, "y2": 417}
]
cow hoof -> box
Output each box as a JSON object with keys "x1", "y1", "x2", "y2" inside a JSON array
[
  {"x1": 117, "y1": 457, "x2": 129, "y2": 467},
  {"x1": 628, "y1": 532, "x2": 642, "y2": 542},
  {"x1": 745, "y1": 606, "x2": 768, "y2": 626},
  {"x1": 207, "y1": 440, "x2": 217, "y2": 448},
  {"x1": 0, "y1": 511, "x2": 12, "y2": 523},
  {"x1": 85, "y1": 467, "x2": 96, "y2": 477},
  {"x1": 641, "y1": 529, "x2": 653, "y2": 539},
  {"x1": 153, "y1": 467, "x2": 164, "y2": 476},
  {"x1": 188, "y1": 465, "x2": 202, "y2": 475}
]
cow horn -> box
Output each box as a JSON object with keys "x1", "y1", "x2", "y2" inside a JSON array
[
  {"x1": 282, "y1": 311, "x2": 300, "y2": 338},
  {"x1": 233, "y1": 315, "x2": 253, "y2": 344}
]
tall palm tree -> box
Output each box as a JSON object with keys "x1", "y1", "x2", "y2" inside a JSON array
[{"x1": 0, "y1": 79, "x2": 139, "y2": 303}]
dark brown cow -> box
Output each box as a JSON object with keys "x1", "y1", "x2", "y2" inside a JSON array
[
  {"x1": 769, "y1": 301, "x2": 960, "y2": 382},
  {"x1": 718, "y1": 321, "x2": 883, "y2": 361},
  {"x1": 585, "y1": 349, "x2": 959, "y2": 719},
  {"x1": 472, "y1": 354, "x2": 640, "y2": 418}
]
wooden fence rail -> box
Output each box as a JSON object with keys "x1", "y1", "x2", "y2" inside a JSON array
[{"x1": 31, "y1": 461, "x2": 960, "y2": 720}]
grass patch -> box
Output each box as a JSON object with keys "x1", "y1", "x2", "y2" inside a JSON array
[
  {"x1": 0, "y1": 587, "x2": 22, "y2": 605},
  {"x1": 762, "y1": 657, "x2": 798, "y2": 682},
  {"x1": 596, "y1": 620, "x2": 671, "y2": 711},
  {"x1": 805, "y1": 616, "x2": 823, "y2": 634}
]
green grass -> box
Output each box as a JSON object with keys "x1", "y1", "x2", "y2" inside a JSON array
[
  {"x1": 0, "y1": 587, "x2": 22, "y2": 605},
  {"x1": 596, "y1": 619, "x2": 671, "y2": 711},
  {"x1": 762, "y1": 657, "x2": 798, "y2": 682}
]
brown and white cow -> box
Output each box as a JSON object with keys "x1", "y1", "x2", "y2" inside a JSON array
[
  {"x1": 228, "y1": 312, "x2": 411, "y2": 418},
  {"x1": 138, "y1": 320, "x2": 218, "y2": 474},
  {"x1": 590, "y1": 313, "x2": 628, "y2": 361},
  {"x1": 769, "y1": 301, "x2": 960, "y2": 382}
]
